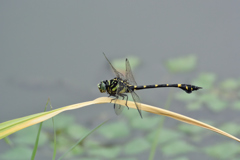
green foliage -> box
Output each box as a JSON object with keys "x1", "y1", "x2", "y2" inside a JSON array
[
  {"x1": 124, "y1": 138, "x2": 150, "y2": 155},
  {"x1": 220, "y1": 78, "x2": 239, "y2": 90},
  {"x1": 44, "y1": 114, "x2": 75, "y2": 129},
  {"x1": 32, "y1": 101, "x2": 49, "y2": 160},
  {"x1": 204, "y1": 142, "x2": 240, "y2": 159},
  {"x1": 147, "y1": 129, "x2": 182, "y2": 144},
  {"x1": 165, "y1": 55, "x2": 197, "y2": 73},
  {"x1": 115, "y1": 158, "x2": 137, "y2": 160},
  {"x1": 58, "y1": 120, "x2": 108, "y2": 160},
  {"x1": 13, "y1": 125, "x2": 48, "y2": 146},
  {"x1": 0, "y1": 146, "x2": 32, "y2": 160},
  {"x1": 98, "y1": 121, "x2": 130, "y2": 139},
  {"x1": 219, "y1": 122, "x2": 240, "y2": 136},
  {"x1": 232, "y1": 100, "x2": 240, "y2": 110},
  {"x1": 3, "y1": 55, "x2": 240, "y2": 160},
  {"x1": 202, "y1": 94, "x2": 228, "y2": 112},
  {"x1": 161, "y1": 140, "x2": 196, "y2": 156},
  {"x1": 192, "y1": 72, "x2": 216, "y2": 89},
  {"x1": 131, "y1": 116, "x2": 159, "y2": 130},
  {"x1": 172, "y1": 157, "x2": 189, "y2": 160},
  {"x1": 67, "y1": 124, "x2": 89, "y2": 139},
  {"x1": 88, "y1": 146, "x2": 121, "y2": 158},
  {"x1": 178, "y1": 123, "x2": 204, "y2": 134}
]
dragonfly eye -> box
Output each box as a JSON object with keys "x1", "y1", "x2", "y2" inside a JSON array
[{"x1": 98, "y1": 82, "x2": 106, "y2": 93}]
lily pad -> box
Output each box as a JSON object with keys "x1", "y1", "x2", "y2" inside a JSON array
[
  {"x1": 147, "y1": 129, "x2": 182, "y2": 144},
  {"x1": 173, "y1": 157, "x2": 189, "y2": 160},
  {"x1": 204, "y1": 142, "x2": 240, "y2": 159},
  {"x1": 220, "y1": 78, "x2": 239, "y2": 90},
  {"x1": 219, "y1": 122, "x2": 240, "y2": 135},
  {"x1": 0, "y1": 146, "x2": 32, "y2": 160},
  {"x1": 178, "y1": 123, "x2": 204, "y2": 134},
  {"x1": 165, "y1": 55, "x2": 197, "y2": 73},
  {"x1": 131, "y1": 116, "x2": 159, "y2": 130},
  {"x1": 88, "y1": 146, "x2": 121, "y2": 158},
  {"x1": 13, "y1": 125, "x2": 47, "y2": 146},
  {"x1": 67, "y1": 124, "x2": 89, "y2": 139},
  {"x1": 161, "y1": 140, "x2": 195, "y2": 156},
  {"x1": 124, "y1": 138, "x2": 150, "y2": 155},
  {"x1": 98, "y1": 121, "x2": 130, "y2": 139},
  {"x1": 232, "y1": 100, "x2": 240, "y2": 110},
  {"x1": 192, "y1": 72, "x2": 216, "y2": 89}
]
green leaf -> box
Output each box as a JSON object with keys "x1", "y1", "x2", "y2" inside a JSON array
[
  {"x1": 31, "y1": 100, "x2": 49, "y2": 160},
  {"x1": 77, "y1": 157, "x2": 99, "y2": 160},
  {"x1": 116, "y1": 158, "x2": 137, "y2": 160},
  {"x1": 0, "y1": 146, "x2": 32, "y2": 160},
  {"x1": 219, "y1": 122, "x2": 240, "y2": 135},
  {"x1": 124, "y1": 138, "x2": 150, "y2": 155},
  {"x1": 165, "y1": 55, "x2": 197, "y2": 73},
  {"x1": 186, "y1": 101, "x2": 202, "y2": 110},
  {"x1": 192, "y1": 72, "x2": 216, "y2": 89},
  {"x1": 123, "y1": 107, "x2": 143, "y2": 120},
  {"x1": 55, "y1": 136, "x2": 71, "y2": 148},
  {"x1": 147, "y1": 129, "x2": 182, "y2": 144},
  {"x1": 87, "y1": 146, "x2": 121, "y2": 158},
  {"x1": 98, "y1": 121, "x2": 130, "y2": 139},
  {"x1": 84, "y1": 139, "x2": 101, "y2": 149},
  {"x1": 71, "y1": 145, "x2": 84, "y2": 155},
  {"x1": 131, "y1": 116, "x2": 159, "y2": 130},
  {"x1": 206, "y1": 99, "x2": 228, "y2": 112},
  {"x1": 52, "y1": 116, "x2": 57, "y2": 160},
  {"x1": 204, "y1": 142, "x2": 240, "y2": 159},
  {"x1": 58, "y1": 120, "x2": 108, "y2": 160},
  {"x1": 220, "y1": 78, "x2": 239, "y2": 90},
  {"x1": 44, "y1": 114, "x2": 75, "y2": 130},
  {"x1": 161, "y1": 140, "x2": 195, "y2": 156},
  {"x1": 67, "y1": 124, "x2": 89, "y2": 139},
  {"x1": 178, "y1": 123, "x2": 204, "y2": 134},
  {"x1": 172, "y1": 157, "x2": 190, "y2": 160},
  {"x1": 4, "y1": 137, "x2": 13, "y2": 147},
  {"x1": 200, "y1": 94, "x2": 227, "y2": 112},
  {"x1": 232, "y1": 101, "x2": 240, "y2": 110},
  {"x1": 78, "y1": 158, "x2": 99, "y2": 160},
  {"x1": 13, "y1": 125, "x2": 47, "y2": 146}
]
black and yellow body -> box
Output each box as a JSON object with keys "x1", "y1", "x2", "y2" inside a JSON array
[
  {"x1": 132, "y1": 83, "x2": 202, "y2": 94},
  {"x1": 99, "y1": 78, "x2": 202, "y2": 96},
  {"x1": 98, "y1": 53, "x2": 202, "y2": 118}
]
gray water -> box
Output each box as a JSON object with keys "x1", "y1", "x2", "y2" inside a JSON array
[{"x1": 1, "y1": 1, "x2": 240, "y2": 160}]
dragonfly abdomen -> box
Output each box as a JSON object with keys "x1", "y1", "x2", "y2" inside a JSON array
[{"x1": 133, "y1": 84, "x2": 202, "y2": 94}]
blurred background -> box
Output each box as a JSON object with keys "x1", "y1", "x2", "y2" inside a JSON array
[{"x1": 1, "y1": 1, "x2": 240, "y2": 160}]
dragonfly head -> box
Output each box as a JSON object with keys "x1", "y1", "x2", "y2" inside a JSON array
[{"x1": 98, "y1": 81, "x2": 107, "y2": 93}]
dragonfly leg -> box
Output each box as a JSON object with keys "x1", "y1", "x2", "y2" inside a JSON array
[
  {"x1": 119, "y1": 93, "x2": 129, "y2": 110},
  {"x1": 109, "y1": 95, "x2": 118, "y2": 104}
]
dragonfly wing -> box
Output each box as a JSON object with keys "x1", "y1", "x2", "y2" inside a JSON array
[
  {"x1": 130, "y1": 91, "x2": 142, "y2": 118},
  {"x1": 113, "y1": 79, "x2": 126, "y2": 115},
  {"x1": 125, "y1": 58, "x2": 137, "y2": 85},
  {"x1": 114, "y1": 103, "x2": 125, "y2": 115},
  {"x1": 103, "y1": 52, "x2": 125, "y2": 79}
]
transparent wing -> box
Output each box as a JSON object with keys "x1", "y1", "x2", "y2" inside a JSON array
[
  {"x1": 103, "y1": 52, "x2": 125, "y2": 79},
  {"x1": 125, "y1": 58, "x2": 137, "y2": 86},
  {"x1": 114, "y1": 80, "x2": 126, "y2": 115},
  {"x1": 114, "y1": 102, "x2": 125, "y2": 115},
  {"x1": 130, "y1": 91, "x2": 142, "y2": 118}
]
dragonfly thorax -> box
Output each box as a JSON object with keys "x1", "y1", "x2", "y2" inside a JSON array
[{"x1": 98, "y1": 78, "x2": 130, "y2": 96}]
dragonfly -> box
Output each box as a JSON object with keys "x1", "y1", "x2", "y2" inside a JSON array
[{"x1": 97, "y1": 53, "x2": 202, "y2": 118}]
